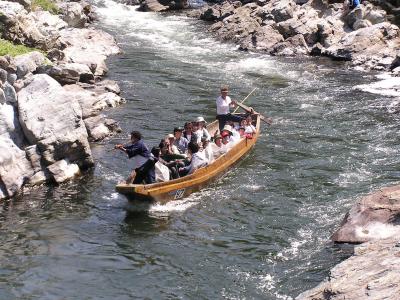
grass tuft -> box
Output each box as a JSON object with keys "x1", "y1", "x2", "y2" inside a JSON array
[
  {"x1": 31, "y1": 0, "x2": 59, "y2": 14},
  {"x1": 0, "y1": 39, "x2": 43, "y2": 57}
]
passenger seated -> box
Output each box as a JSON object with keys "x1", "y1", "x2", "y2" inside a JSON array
[
  {"x1": 178, "y1": 142, "x2": 208, "y2": 176},
  {"x1": 244, "y1": 115, "x2": 256, "y2": 137},
  {"x1": 165, "y1": 133, "x2": 180, "y2": 155},
  {"x1": 200, "y1": 136, "x2": 214, "y2": 164},
  {"x1": 195, "y1": 116, "x2": 211, "y2": 142},
  {"x1": 173, "y1": 126, "x2": 189, "y2": 155},
  {"x1": 152, "y1": 146, "x2": 179, "y2": 180},
  {"x1": 221, "y1": 131, "x2": 234, "y2": 151},
  {"x1": 222, "y1": 125, "x2": 240, "y2": 143},
  {"x1": 238, "y1": 126, "x2": 245, "y2": 138},
  {"x1": 211, "y1": 134, "x2": 226, "y2": 159}
]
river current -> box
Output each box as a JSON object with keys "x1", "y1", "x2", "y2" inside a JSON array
[{"x1": 1, "y1": 1, "x2": 400, "y2": 299}]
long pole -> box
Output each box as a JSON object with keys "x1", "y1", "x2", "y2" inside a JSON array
[{"x1": 232, "y1": 87, "x2": 257, "y2": 114}]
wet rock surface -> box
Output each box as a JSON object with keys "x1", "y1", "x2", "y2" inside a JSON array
[{"x1": 296, "y1": 238, "x2": 400, "y2": 300}]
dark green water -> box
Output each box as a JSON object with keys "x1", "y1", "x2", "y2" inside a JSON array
[{"x1": 1, "y1": 1, "x2": 400, "y2": 299}]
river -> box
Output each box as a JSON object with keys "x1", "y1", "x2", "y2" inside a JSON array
[{"x1": 1, "y1": 1, "x2": 400, "y2": 299}]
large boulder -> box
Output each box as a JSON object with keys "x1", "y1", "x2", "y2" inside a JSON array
[
  {"x1": 209, "y1": 3, "x2": 261, "y2": 43},
  {"x1": 239, "y1": 25, "x2": 284, "y2": 51},
  {"x1": 332, "y1": 185, "x2": 400, "y2": 243},
  {"x1": 30, "y1": 10, "x2": 68, "y2": 40},
  {"x1": 59, "y1": 28, "x2": 120, "y2": 76},
  {"x1": 17, "y1": 74, "x2": 93, "y2": 172},
  {"x1": 324, "y1": 22, "x2": 400, "y2": 64},
  {"x1": 47, "y1": 159, "x2": 80, "y2": 183},
  {"x1": 296, "y1": 238, "x2": 400, "y2": 300},
  {"x1": 271, "y1": 33, "x2": 310, "y2": 55}
]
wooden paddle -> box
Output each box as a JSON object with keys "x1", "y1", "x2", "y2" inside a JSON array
[
  {"x1": 232, "y1": 87, "x2": 257, "y2": 114},
  {"x1": 235, "y1": 101, "x2": 273, "y2": 125}
]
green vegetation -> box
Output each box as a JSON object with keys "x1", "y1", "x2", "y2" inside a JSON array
[
  {"x1": 31, "y1": 0, "x2": 59, "y2": 14},
  {"x1": 0, "y1": 39, "x2": 42, "y2": 57}
]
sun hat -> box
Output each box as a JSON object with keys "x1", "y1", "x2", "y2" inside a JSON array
[
  {"x1": 222, "y1": 124, "x2": 232, "y2": 133},
  {"x1": 166, "y1": 134, "x2": 174, "y2": 139},
  {"x1": 195, "y1": 116, "x2": 206, "y2": 123},
  {"x1": 214, "y1": 134, "x2": 222, "y2": 140}
]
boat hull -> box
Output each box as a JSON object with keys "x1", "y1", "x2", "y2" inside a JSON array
[{"x1": 116, "y1": 115, "x2": 261, "y2": 204}]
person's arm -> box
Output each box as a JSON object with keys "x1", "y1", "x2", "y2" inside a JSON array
[{"x1": 123, "y1": 142, "x2": 146, "y2": 158}]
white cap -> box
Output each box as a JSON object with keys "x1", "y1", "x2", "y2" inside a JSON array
[
  {"x1": 222, "y1": 125, "x2": 232, "y2": 133},
  {"x1": 195, "y1": 116, "x2": 206, "y2": 123}
]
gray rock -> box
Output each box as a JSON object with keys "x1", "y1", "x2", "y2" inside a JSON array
[
  {"x1": 353, "y1": 19, "x2": 372, "y2": 30},
  {"x1": 25, "y1": 144, "x2": 42, "y2": 173},
  {"x1": 14, "y1": 51, "x2": 47, "y2": 79},
  {"x1": 3, "y1": 82, "x2": 17, "y2": 103},
  {"x1": 139, "y1": 0, "x2": 169, "y2": 12},
  {"x1": 63, "y1": 83, "x2": 125, "y2": 118},
  {"x1": 47, "y1": 159, "x2": 80, "y2": 183},
  {"x1": 7, "y1": 73, "x2": 17, "y2": 85},
  {"x1": 271, "y1": 34, "x2": 309, "y2": 56},
  {"x1": 0, "y1": 102, "x2": 24, "y2": 147},
  {"x1": 60, "y1": 28, "x2": 120, "y2": 76},
  {"x1": 0, "y1": 68, "x2": 7, "y2": 84},
  {"x1": 332, "y1": 185, "x2": 400, "y2": 243},
  {"x1": 84, "y1": 114, "x2": 121, "y2": 141},
  {"x1": 59, "y1": 2, "x2": 89, "y2": 28},
  {"x1": 240, "y1": 25, "x2": 284, "y2": 51},
  {"x1": 17, "y1": 74, "x2": 93, "y2": 168},
  {"x1": 0, "y1": 136, "x2": 34, "y2": 199},
  {"x1": 296, "y1": 238, "x2": 400, "y2": 300},
  {"x1": 8, "y1": 0, "x2": 31, "y2": 10}
]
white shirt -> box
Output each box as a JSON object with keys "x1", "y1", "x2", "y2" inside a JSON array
[
  {"x1": 245, "y1": 124, "x2": 256, "y2": 134},
  {"x1": 202, "y1": 143, "x2": 214, "y2": 164},
  {"x1": 231, "y1": 130, "x2": 241, "y2": 143},
  {"x1": 188, "y1": 152, "x2": 208, "y2": 174},
  {"x1": 155, "y1": 161, "x2": 170, "y2": 182},
  {"x1": 211, "y1": 143, "x2": 227, "y2": 158},
  {"x1": 216, "y1": 95, "x2": 232, "y2": 115}
]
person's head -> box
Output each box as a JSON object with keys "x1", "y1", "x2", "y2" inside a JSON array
[
  {"x1": 130, "y1": 131, "x2": 142, "y2": 143},
  {"x1": 192, "y1": 122, "x2": 199, "y2": 132},
  {"x1": 188, "y1": 141, "x2": 199, "y2": 154},
  {"x1": 222, "y1": 133, "x2": 230, "y2": 144},
  {"x1": 246, "y1": 115, "x2": 253, "y2": 125},
  {"x1": 214, "y1": 134, "x2": 222, "y2": 146},
  {"x1": 195, "y1": 116, "x2": 207, "y2": 128},
  {"x1": 240, "y1": 119, "x2": 247, "y2": 127},
  {"x1": 159, "y1": 141, "x2": 168, "y2": 154},
  {"x1": 222, "y1": 125, "x2": 232, "y2": 137},
  {"x1": 174, "y1": 127, "x2": 183, "y2": 139},
  {"x1": 151, "y1": 146, "x2": 161, "y2": 158},
  {"x1": 166, "y1": 133, "x2": 175, "y2": 143},
  {"x1": 184, "y1": 122, "x2": 193, "y2": 133},
  {"x1": 220, "y1": 85, "x2": 229, "y2": 98},
  {"x1": 239, "y1": 127, "x2": 245, "y2": 137}
]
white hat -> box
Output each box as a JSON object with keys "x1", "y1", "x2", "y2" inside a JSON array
[
  {"x1": 166, "y1": 134, "x2": 174, "y2": 139},
  {"x1": 222, "y1": 125, "x2": 232, "y2": 133},
  {"x1": 195, "y1": 116, "x2": 206, "y2": 123}
]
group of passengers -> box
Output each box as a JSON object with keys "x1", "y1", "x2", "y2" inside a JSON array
[
  {"x1": 115, "y1": 115, "x2": 256, "y2": 184},
  {"x1": 114, "y1": 85, "x2": 256, "y2": 184}
]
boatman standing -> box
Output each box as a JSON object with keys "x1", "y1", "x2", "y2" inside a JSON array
[
  {"x1": 216, "y1": 85, "x2": 243, "y2": 132},
  {"x1": 115, "y1": 131, "x2": 156, "y2": 184}
]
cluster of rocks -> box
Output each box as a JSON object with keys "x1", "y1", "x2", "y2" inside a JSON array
[
  {"x1": 195, "y1": 0, "x2": 400, "y2": 72},
  {"x1": 138, "y1": 0, "x2": 389, "y2": 72},
  {"x1": 0, "y1": 0, "x2": 125, "y2": 199},
  {"x1": 297, "y1": 185, "x2": 400, "y2": 299}
]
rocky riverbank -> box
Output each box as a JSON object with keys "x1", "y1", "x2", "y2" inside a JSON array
[
  {"x1": 297, "y1": 185, "x2": 400, "y2": 299},
  {"x1": 0, "y1": 0, "x2": 124, "y2": 199},
  {"x1": 140, "y1": 0, "x2": 400, "y2": 73}
]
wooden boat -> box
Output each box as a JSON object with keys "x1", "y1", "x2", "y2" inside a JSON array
[{"x1": 116, "y1": 114, "x2": 261, "y2": 204}]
